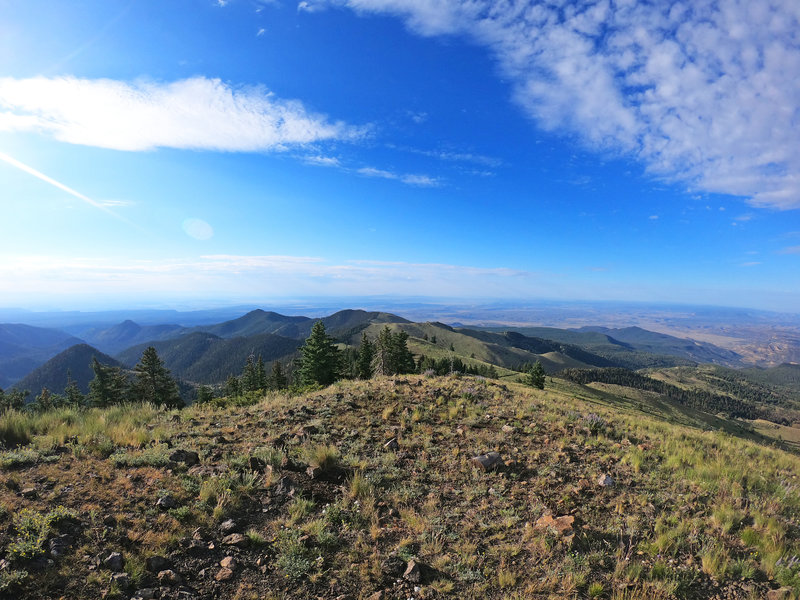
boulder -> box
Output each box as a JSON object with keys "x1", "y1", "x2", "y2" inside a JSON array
[
  {"x1": 168, "y1": 449, "x2": 199, "y2": 466},
  {"x1": 597, "y1": 473, "x2": 614, "y2": 487},
  {"x1": 145, "y1": 555, "x2": 170, "y2": 572},
  {"x1": 471, "y1": 452, "x2": 504, "y2": 472},
  {"x1": 403, "y1": 559, "x2": 422, "y2": 583},
  {"x1": 102, "y1": 551, "x2": 124, "y2": 572}
]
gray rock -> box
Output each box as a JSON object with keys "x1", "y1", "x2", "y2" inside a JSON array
[
  {"x1": 156, "y1": 495, "x2": 177, "y2": 510},
  {"x1": 471, "y1": 452, "x2": 504, "y2": 472},
  {"x1": 110, "y1": 572, "x2": 130, "y2": 589},
  {"x1": 222, "y1": 533, "x2": 247, "y2": 547},
  {"x1": 597, "y1": 473, "x2": 614, "y2": 487},
  {"x1": 20, "y1": 487, "x2": 37, "y2": 499},
  {"x1": 403, "y1": 559, "x2": 422, "y2": 583},
  {"x1": 145, "y1": 555, "x2": 170, "y2": 572},
  {"x1": 103, "y1": 551, "x2": 124, "y2": 572},
  {"x1": 219, "y1": 519, "x2": 237, "y2": 534},
  {"x1": 48, "y1": 534, "x2": 74, "y2": 558},
  {"x1": 133, "y1": 588, "x2": 158, "y2": 600},
  {"x1": 168, "y1": 449, "x2": 199, "y2": 466}
]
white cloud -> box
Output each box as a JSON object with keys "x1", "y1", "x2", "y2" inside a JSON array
[
  {"x1": 0, "y1": 76, "x2": 361, "y2": 152},
  {"x1": 257, "y1": 28, "x2": 266, "y2": 36},
  {"x1": 313, "y1": 0, "x2": 800, "y2": 209},
  {"x1": 357, "y1": 166, "x2": 440, "y2": 186}
]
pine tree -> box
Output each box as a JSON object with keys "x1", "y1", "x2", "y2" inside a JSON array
[
  {"x1": 297, "y1": 321, "x2": 340, "y2": 386},
  {"x1": 88, "y1": 358, "x2": 129, "y2": 408},
  {"x1": 373, "y1": 326, "x2": 415, "y2": 376},
  {"x1": 527, "y1": 360, "x2": 546, "y2": 390},
  {"x1": 269, "y1": 360, "x2": 287, "y2": 390},
  {"x1": 64, "y1": 370, "x2": 85, "y2": 406},
  {"x1": 196, "y1": 385, "x2": 214, "y2": 404},
  {"x1": 131, "y1": 347, "x2": 183, "y2": 408},
  {"x1": 241, "y1": 354, "x2": 259, "y2": 392},
  {"x1": 256, "y1": 355, "x2": 267, "y2": 390},
  {"x1": 355, "y1": 333, "x2": 375, "y2": 379},
  {"x1": 226, "y1": 374, "x2": 241, "y2": 397}
]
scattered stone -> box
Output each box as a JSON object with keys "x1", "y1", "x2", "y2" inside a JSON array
[
  {"x1": 132, "y1": 588, "x2": 157, "y2": 600},
  {"x1": 102, "y1": 515, "x2": 117, "y2": 528},
  {"x1": 215, "y1": 567, "x2": 234, "y2": 581},
  {"x1": 220, "y1": 556, "x2": 237, "y2": 570},
  {"x1": 219, "y1": 519, "x2": 238, "y2": 534},
  {"x1": 366, "y1": 592, "x2": 384, "y2": 600},
  {"x1": 767, "y1": 588, "x2": 793, "y2": 600},
  {"x1": 273, "y1": 475, "x2": 296, "y2": 497},
  {"x1": 169, "y1": 449, "x2": 199, "y2": 466},
  {"x1": 158, "y1": 569, "x2": 182, "y2": 586},
  {"x1": 222, "y1": 533, "x2": 248, "y2": 547},
  {"x1": 48, "y1": 534, "x2": 74, "y2": 558},
  {"x1": 156, "y1": 495, "x2": 177, "y2": 510},
  {"x1": 501, "y1": 424, "x2": 516, "y2": 434},
  {"x1": 381, "y1": 554, "x2": 406, "y2": 578},
  {"x1": 597, "y1": 474, "x2": 614, "y2": 487},
  {"x1": 306, "y1": 465, "x2": 322, "y2": 479},
  {"x1": 383, "y1": 438, "x2": 399, "y2": 452},
  {"x1": 403, "y1": 559, "x2": 422, "y2": 583},
  {"x1": 471, "y1": 452, "x2": 504, "y2": 472},
  {"x1": 534, "y1": 514, "x2": 575, "y2": 537},
  {"x1": 110, "y1": 572, "x2": 130, "y2": 589},
  {"x1": 20, "y1": 486, "x2": 37, "y2": 499},
  {"x1": 145, "y1": 555, "x2": 170, "y2": 572},
  {"x1": 103, "y1": 551, "x2": 124, "y2": 572}
]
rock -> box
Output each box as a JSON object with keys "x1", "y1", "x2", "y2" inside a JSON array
[
  {"x1": 306, "y1": 465, "x2": 322, "y2": 479},
  {"x1": 220, "y1": 556, "x2": 237, "y2": 570},
  {"x1": 597, "y1": 474, "x2": 614, "y2": 487},
  {"x1": 381, "y1": 554, "x2": 406, "y2": 578},
  {"x1": 145, "y1": 555, "x2": 170, "y2": 572},
  {"x1": 366, "y1": 592, "x2": 384, "y2": 600},
  {"x1": 767, "y1": 588, "x2": 793, "y2": 600},
  {"x1": 185, "y1": 538, "x2": 207, "y2": 555},
  {"x1": 214, "y1": 435, "x2": 229, "y2": 444},
  {"x1": 157, "y1": 569, "x2": 182, "y2": 586},
  {"x1": 102, "y1": 515, "x2": 117, "y2": 528},
  {"x1": 222, "y1": 533, "x2": 248, "y2": 547},
  {"x1": 403, "y1": 559, "x2": 422, "y2": 583},
  {"x1": 273, "y1": 475, "x2": 296, "y2": 497},
  {"x1": 110, "y1": 572, "x2": 130, "y2": 589},
  {"x1": 501, "y1": 425, "x2": 516, "y2": 434},
  {"x1": 471, "y1": 452, "x2": 504, "y2": 472},
  {"x1": 168, "y1": 449, "x2": 199, "y2": 466},
  {"x1": 132, "y1": 588, "x2": 157, "y2": 600},
  {"x1": 48, "y1": 534, "x2": 74, "y2": 558},
  {"x1": 215, "y1": 567, "x2": 234, "y2": 581},
  {"x1": 534, "y1": 514, "x2": 575, "y2": 536},
  {"x1": 156, "y1": 495, "x2": 177, "y2": 510},
  {"x1": 383, "y1": 438, "x2": 399, "y2": 452},
  {"x1": 20, "y1": 487, "x2": 37, "y2": 499},
  {"x1": 219, "y1": 519, "x2": 238, "y2": 534},
  {"x1": 103, "y1": 551, "x2": 124, "y2": 572}
]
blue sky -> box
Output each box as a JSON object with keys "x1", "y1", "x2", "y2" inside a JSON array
[{"x1": 1, "y1": 0, "x2": 799, "y2": 311}]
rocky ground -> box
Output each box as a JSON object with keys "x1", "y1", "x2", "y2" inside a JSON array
[{"x1": 0, "y1": 375, "x2": 798, "y2": 599}]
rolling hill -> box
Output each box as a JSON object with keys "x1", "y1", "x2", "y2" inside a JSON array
[
  {"x1": 76, "y1": 320, "x2": 186, "y2": 354},
  {"x1": 116, "y1": 331, "x2": 302, "y2": 384},
  {"x1": 0, "y1": 324, "x2": 85, "y2": 388},
  {"x1": 13, "y1": 343, "x2": 122, "y2": 398}
]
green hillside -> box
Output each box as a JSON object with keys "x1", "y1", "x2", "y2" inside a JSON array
[
  {"x1": 116, "y1": 332, "x2": 302, "y2": 384},
  {"x1": 12, "y1": 344, "x2": 122, "y2": 398},
  {"x1": 0, "y1": 324, "x2": 84, "y2": 387}
]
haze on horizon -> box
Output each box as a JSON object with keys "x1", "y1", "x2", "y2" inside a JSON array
[{"x1": 2, "y1": 1, "x2": 800, "y2": 313}]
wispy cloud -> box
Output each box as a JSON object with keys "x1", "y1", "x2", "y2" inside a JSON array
[
  {"x1": 0, "y1": 76, "x2": 361, "y2": 152},
  {"x1": 309, "y1": 0, "x2": 800, "y2": 209},
  {"x1": 357, "y1": 166, "x2": 440, "y2": 186},
  {"x1": 779, "y1": 246, "x2": 800, "y2": 255},
  {"x1": 0, "y1": 254, "x2": 539, "y2": 302}
]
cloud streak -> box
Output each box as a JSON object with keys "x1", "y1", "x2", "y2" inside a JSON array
[
  {"x1": 0, "y1": 76, "x2": 361, "y2": 152},
  {"x1": 309, "y1": 0, "x2": 800, "y2": 209}
]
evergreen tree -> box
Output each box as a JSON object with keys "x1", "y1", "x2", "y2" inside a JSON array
[
  {"x1": 131, "y1": 347, "x2": 183, "y2": 408},
  {"x1": 373, "y1": 326, "x2": 415, "y2": 376},
  {"x1": 64, "y1": 370, "x2": 85, "y2": 406},
  {"x1": 196, "y1": 385, "x2": 214, "y2": 404},
  {"x1": 0, "y1": 387, "x2": 27, "y2": 411},
  {"x1": 297, "y1": 321, "x2": 340, "y2": 386},
  {"x1": 226, "y1": 374, "x2": 241, "y2": 397},
  {"x1": 256, "y1": 355, "x2": 267, "y2": 390},
  {"x1": 527, "y1": 360, "x2": 546, "y2": 390},
  {"x1": 355, "y1": 333, "x2": 375, "y2": 379},
  {"x1": 88, "y1": 358, "x2": 129, "y2": 408},
  {"x1": 269, "y1": 360, "x2": 288, "y2": 390}
]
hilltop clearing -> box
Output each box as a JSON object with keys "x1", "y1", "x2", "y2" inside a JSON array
[{"x1": 0, "y1": 376, "x2": 798, "y2": 599}]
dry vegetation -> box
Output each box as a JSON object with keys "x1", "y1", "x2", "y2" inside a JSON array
[{"x1": 0, "y1": 375, "x2": 798, "y2": 599}]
